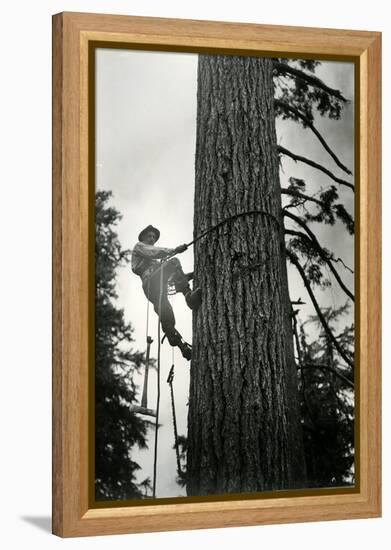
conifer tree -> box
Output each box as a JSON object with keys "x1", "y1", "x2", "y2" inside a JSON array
[
  {"x1": 295, "y1": 304, "x2": 354, "y2": 487},
  {"x1": 95, "y1": 190, "x2": 150, "y2": 500}
]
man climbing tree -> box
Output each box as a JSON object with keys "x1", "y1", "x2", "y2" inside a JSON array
[
  {"x1": 131, "y1": 225, "x2": 202, "y2": 360},
  {"x1": 186, "y1": 55, "x2": 354, "y2": 496}
]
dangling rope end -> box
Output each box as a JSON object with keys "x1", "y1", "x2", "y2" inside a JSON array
[{"x1": 167, "y1": 364, "x2": 175, "y2": 384}]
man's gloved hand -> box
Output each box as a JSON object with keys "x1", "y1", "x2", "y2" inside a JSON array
[{"x1": 174, "y1": 243, "x2": 188, "y2": 254}]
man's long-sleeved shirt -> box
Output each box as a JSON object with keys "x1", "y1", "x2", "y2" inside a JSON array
[{"x1": 131, "y1": 241, "x2": 174, "y2": 278}]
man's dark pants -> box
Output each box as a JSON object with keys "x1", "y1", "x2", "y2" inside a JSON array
[{"x1": 142, "y1": 258, "x2": 188, "y2": 344}]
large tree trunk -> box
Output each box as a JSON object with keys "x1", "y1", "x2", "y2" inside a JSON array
[{"x1": 187, "y1": 54, "x2": 307, "y2": 496}]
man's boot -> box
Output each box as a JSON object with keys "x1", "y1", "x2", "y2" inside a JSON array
[
  {"x1": 165, "y1": 329, "x2": 192, "y2": 361},
  {"x1": 177, "y1": 339, "x2": 192, "y2": 361},
  {"x1": 185, "y1": 288, "x2": 202, "y2": 311}
]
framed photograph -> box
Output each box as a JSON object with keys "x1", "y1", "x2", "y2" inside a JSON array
[{"x1": 52, "y1": 12, "x2": 381, "y2": 537}]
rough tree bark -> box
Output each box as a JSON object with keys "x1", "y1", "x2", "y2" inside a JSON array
[{"x1": 187, "y1": 55, "x2": 307, "y2": 496}]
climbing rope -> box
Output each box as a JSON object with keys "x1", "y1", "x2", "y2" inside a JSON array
[
  {"x1": 141, "y1": 335, "x2": 153, "y2": 409},
  {"x1": 186, "y1": 209, "x2": 280, "y2": 248},
  {"x1": 145, "y1": 277, "x2": 151, "y2": 341},
  {"x1": 152, "y1": 263, "x2": 164, "y2": 498},
  {"x1": 141, "y1": 278, "x2": 153, "y2": 409},
  {"x1": 167, "y1": 364, "x2": 182, "y2": 477}
]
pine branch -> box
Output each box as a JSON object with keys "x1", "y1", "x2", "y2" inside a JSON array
[
  {"x1": 300, "y1": 364, "x2": 354, "y2": 388},
  {"x1": 275, "y1": 99, "x2": 352, "y2": 175},
  {"x1": 282, "y1": 186, "x2": 354, "y2": 236},
  {"x1": 284, "y1": 210, "x2": 354, "y2": 300},
  {"x1": 284, "y1": 211, "x2": 354, "y2": 302},
  {"x1": 278, "y1": 146, "x2": 354, "y2": 191},
  {"x1": 284, "y1": 229, "x2": 354, "y2": 301},
  {"x1": 287, "y1": 228, "x2": 353, "y2": 276},
  {"x1": 282, "y1": 188, "x2": 327, "y2": 210},
  {"x1": 273, "y1": 61, "x2": 348, "y2": 102},
  {"x1": 286, "y1": 249, "x2": 354, "y2": 369}
]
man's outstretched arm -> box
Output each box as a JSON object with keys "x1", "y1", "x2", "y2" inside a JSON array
[{"x1": 134, "y1": 242, "x2": 174, "y2": 259}]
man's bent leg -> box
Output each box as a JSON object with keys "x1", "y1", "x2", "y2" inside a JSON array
[
  {"x1": 153, "y1": 296, "x2": 176, "y2": 340},
  {"x1": 166, "y1": 258, "x2": 202, "y2": 310},
  {"x1": 142, "y1": 264, "x2": 193, "y2": 359},
  {"x1": 154, "y1": 298, "x2": 192, "y2": 360},
  {"x1": 165, "y1": 258, "x2": 191, "y2": 294}
]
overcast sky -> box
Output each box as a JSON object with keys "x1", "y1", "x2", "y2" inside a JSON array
[{"x1": 95, "y1": 49, "x2": 354, "y2": 499}]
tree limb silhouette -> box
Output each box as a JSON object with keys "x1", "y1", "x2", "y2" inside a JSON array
[
  {"x1": 275, "y1": 99, "x2": 351, "y2": 174},
  {"x1": 286, "y1": 249, "x2": 354, "y2": 369},
  {"x1": 273, "y1": 61, "x2": 348, "y2": 102},
  {"x1": 278, "y1": 145, "x2": 354, "y2": 191},
  {"x1": 282, "y1": 187, "x2": 331, "y2": 210},
  {"x1": 284, "y1": 220, "x2": 353, "y2": 302},
  {"x1": 284, "y1": 210, "x2": 354, "y2": 300}
]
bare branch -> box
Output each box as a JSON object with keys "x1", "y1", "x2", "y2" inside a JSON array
[
  {"x1": 275, "y1": 99, "x2": 352, "y2": 175},
  {"x1": 291, "y1": 298, "x2": 306, "y2": 305},
  {"x1": 273, "y1": 61, "x2": 348, "y2": 102},
  {"x1": 286, "y1": 249, "x2": 354, "y2": 369},
  {"x1": 333, "y1": 256, "x2": 354, "y2": 274},
  {"x1": 278, "y1": 145, "x2": 354, "y2": 191},
  {"x1": 286, "y1": 227, "x2": 353, "y2": 276}
]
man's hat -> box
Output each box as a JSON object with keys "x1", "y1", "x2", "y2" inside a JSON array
[{"x1": 138, "y1": 225, "x2": 160, "y2": 243}]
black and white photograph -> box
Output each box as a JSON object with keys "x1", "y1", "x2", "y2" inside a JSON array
[{"x1": 94, "y1": 47, "x2": 355, "y2": 502}]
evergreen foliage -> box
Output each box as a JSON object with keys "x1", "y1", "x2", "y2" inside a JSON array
[
  {"x1": 95, "y1": 189, "x2": 150, "y2": 500},
  {"x1": 274, "y1": 57, "x2": 355, "y2": 486},
  {"x1": 174, "y1": 435, "x2": 188, "y2": 488},
  {"x1": 297, "y1": 304, "x2": 354, "y2": 487}
]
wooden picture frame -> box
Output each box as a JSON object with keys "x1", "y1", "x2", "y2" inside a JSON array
[{"x1": 52, "y1": 11, "x2": 381, "y2": 538}]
